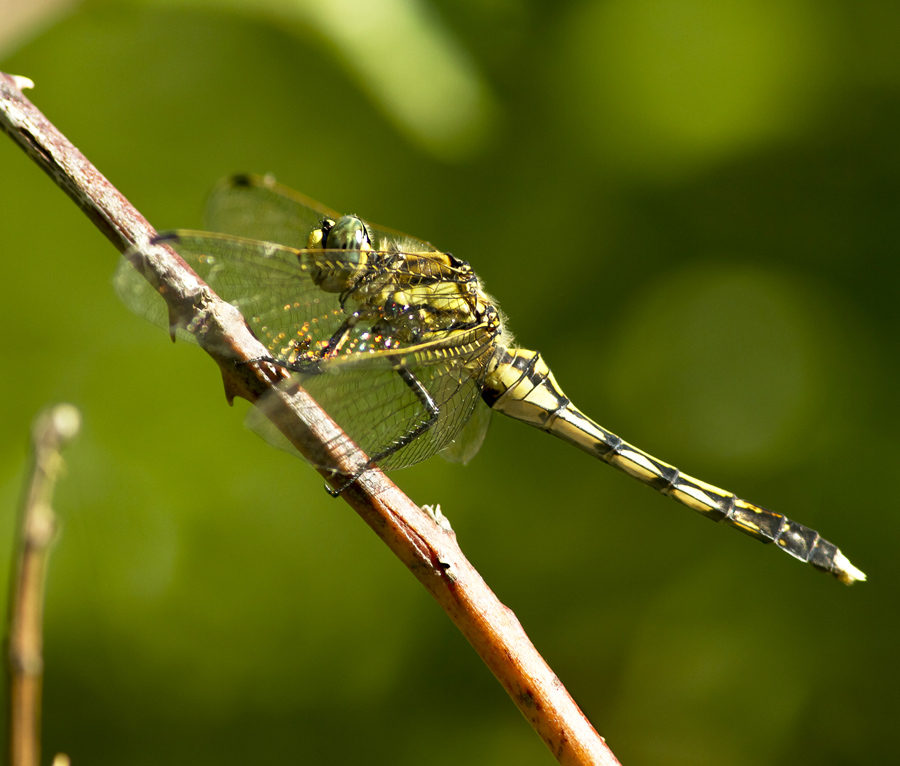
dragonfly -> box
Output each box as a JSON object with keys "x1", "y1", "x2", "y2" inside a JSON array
[{"x1": 116, "y1": 174, "x2": 865, "y2": 585}]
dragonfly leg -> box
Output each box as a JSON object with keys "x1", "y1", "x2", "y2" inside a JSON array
[
  {"x1": 238, "y1": 353, "x2": 440, "y2": 496},
  {"x1": 236, "y1": 311, "x2": 363, "y2": 375},
  {"x1": 327, "y1": 365, "x2": 441, "y2": 496},
  {"x1": 483, "y1": 346, "x2": 865, "y2": 584},
  {"x1": 320, "y1": 312, "x2": 363, "y2": 358}
]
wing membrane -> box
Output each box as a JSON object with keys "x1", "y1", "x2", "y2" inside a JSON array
[
  {"x1": 251, "y1": 340, "x2": 490, "y2": 471},
  {"x1": 117, "y1": 231, "x2": 375, "y2": 357},
  {"x1": 206, "y1": 174, "x2": 441, "y2": 254},
  {"x1": 205, "y1": 174, "x2": 340, "y2": 249}
]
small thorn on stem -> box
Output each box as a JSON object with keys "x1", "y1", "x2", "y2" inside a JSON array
[{"x1": 11, "y1": 75, "x2": 35, "y2": 91}]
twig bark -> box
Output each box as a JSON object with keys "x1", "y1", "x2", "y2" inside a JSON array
[
  {"x1": 0, "y1": 71, "x2": 620, "y2": 766},
  {"x1": 7, "y1": 404, "x2": 81, "y2": 766}
]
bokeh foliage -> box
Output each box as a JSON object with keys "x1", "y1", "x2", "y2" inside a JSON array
[{"x1": 1, "y1": 1, "x2": 897, "y2": 764}]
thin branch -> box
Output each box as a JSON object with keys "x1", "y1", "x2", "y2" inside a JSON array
[
  {"x1": 0, "y1": 72, "x2": 620, "y2": 766},
  {"x1": 7, "y1": 403, "x2": 81, "y2": 766}
]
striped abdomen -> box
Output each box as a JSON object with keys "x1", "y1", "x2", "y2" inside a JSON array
[{"x1": 483, "y1": 346, "x2": 864, "y2": 584}]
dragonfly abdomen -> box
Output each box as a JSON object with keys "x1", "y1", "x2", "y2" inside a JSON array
[{"x1": 483, "y1": 346, "x2": 865, "y2": 584}]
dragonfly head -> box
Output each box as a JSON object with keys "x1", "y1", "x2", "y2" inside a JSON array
[
  {"x1": 325, "y1": 215, "x2": 371, "y2": 250},
  {"x1": 308, "y1": 215, "x2": 373, "y2": 292}
]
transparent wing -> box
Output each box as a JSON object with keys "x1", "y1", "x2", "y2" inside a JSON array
[
  {"x1": 205, "y1": 174, "x2": 441, "y2": 254},
  {"x1": 249, "y1": 336, "x2": 493, "y2": 471},
  {"x1": 205, "y1": 174, "x2": 341, "y2": 249},
  {"x1": 438, "y1": 397, "x2": 492, "y2": 465},
  {"x1": 116, "y1": 231, "x2": 383, "y2": 358},
  {"x1": 311, "y1": 353, "x2": 486, "y2": 470}
]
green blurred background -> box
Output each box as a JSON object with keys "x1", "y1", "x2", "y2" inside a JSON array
[{"x1": 1, "y1": 1, "x2": 897, "y2": 763}]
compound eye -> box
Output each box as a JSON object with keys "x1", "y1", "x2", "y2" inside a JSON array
[{"x1": 325, "y1": 216, "x2": 371, "y2": 251}]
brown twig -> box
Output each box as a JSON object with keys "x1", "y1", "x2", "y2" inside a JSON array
[
  {"x1": 0, "y1": 71, "x2": 620, "y2": 765},
  {"x1": 7, "y1": 403, "x2": 81, "y2": 766}
]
